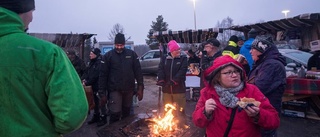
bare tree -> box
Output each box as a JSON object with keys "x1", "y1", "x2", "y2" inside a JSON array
[
  {"x1": 108, "y1": 23, "x2": 131, "y2": 41},
  {"x1": 215, "y1": 16, "x2": 243, "y2": 47}
]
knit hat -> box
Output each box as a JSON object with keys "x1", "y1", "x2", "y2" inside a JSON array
[
  {"x1": 251, "y1": 35, "x2": 274, "y2": 53},
  {"x1": 229, "y1": 35, "x2": 239, "y2": 43},
  {"x1": 168, "y1": 40, "x2": 180, "y2": 52},
  {"x1": 248, "y1": 29, "x2": 259, "y2": 39},
  {"x1": 0, "y1": 0, "x2": 35, "y2": 14},
  {"x1": 203, "y1": 38, "x2": 220, "y2": 47},
  {"x1": 91, "y1": 48, "x2": 101, "y2": 56},
  {"x1": 114, "y1": 33, "x2": 125, "y2": 44}
]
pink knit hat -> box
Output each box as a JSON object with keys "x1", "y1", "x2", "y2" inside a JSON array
[{"x1": 168, "y1": 40, "x2": 180, "y2": 52}]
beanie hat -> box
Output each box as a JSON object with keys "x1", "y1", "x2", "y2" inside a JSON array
[
  {"x1": 114, "y1": 33, "x2": 125, "y2": 44},
  {"x1": 251, "y1": 35, "x2": 274, "y2": 53},
  {"x1": 92, "y1": 48, "x2": 101, "y2": 56},
  {"x1": 168, "y1": 40, "x2": 180, "y2": 52},
  {"x1": 203, "y1": 38, "x2": 220, "y2": 47},
  {"x1": 0, "y1": 0, "x2": 35, "y2": 14},
  {"x1": 229, "y1": 35, "x2": 239, "y2": 43},
  {"x1": 248, "y1": 29, "x2": 259, "y2": 39}
]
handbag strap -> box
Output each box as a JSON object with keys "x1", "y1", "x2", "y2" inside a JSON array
[{"x1": 223, "y1": 107, "x2": 237, "y2": 137}]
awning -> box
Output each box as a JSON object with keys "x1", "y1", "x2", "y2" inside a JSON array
[
  {"x1": 28, "y1": 33, "x2": 95, "y2": 48},
  {"x1": 152, "y1": 28, "x2": 223, "y2": 44},
  {"x1": 228, "y1": 13, "x2": 320, "y2": 33}
]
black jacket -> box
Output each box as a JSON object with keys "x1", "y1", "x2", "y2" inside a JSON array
[
  {"x1": 158, "y1": 54, "x2": 188, "y2": 94},
  {"x1": 99, "y1": 49, "x2": 144, "y2": 92},
  {"x1": 81, "y1": 55, "x2": 102, "y2": 92}
]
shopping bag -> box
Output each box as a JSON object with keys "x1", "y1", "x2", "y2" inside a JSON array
[{"x1": 84, "y1": 86, "x2": 95, "y2": 110}]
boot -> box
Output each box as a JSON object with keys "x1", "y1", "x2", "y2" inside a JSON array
[
  {"x1": 87, "y1": 113, "x2": 100, "y2": 125},
  {"x1": 97, "y1": 115, "x2": 107, "y2": 127}
]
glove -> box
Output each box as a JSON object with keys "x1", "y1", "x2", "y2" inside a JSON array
[
  {"x1": 98, "y1": 90, "x2": 107, "y2": 106},
  {"x1": 156, "y1": 80, "x2": 165, "y2": 86},
  {"x1": 136, "y1": 85, "x2": 144, "y2": 101}
]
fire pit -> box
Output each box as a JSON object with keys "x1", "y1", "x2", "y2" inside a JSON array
[{"x1": 97, "y1": 104, "x2": 205, "y2": 137}]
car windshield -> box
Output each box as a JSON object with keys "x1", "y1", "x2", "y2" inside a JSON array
[{"x1": 279, "y1": 49, "x2": 312, "y2": 67}]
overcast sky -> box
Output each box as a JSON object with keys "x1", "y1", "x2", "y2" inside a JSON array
[{"x1": 29, "y1": 0, "x2": 320, "y2": 45}]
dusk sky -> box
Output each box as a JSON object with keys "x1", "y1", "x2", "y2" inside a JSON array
[{"x1": 29, "y1": 0, "x2": 320, "y2": 45}]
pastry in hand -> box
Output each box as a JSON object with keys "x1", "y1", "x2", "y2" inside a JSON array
[{"x1": 237, "y1": 97, "x2": 261, "y2": 109}]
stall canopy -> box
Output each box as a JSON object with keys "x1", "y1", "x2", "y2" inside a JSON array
[
  {"x1": 152, "y1": 28, "x2": 223, "y2": 43},
  {"x1": 29, "y1": 33, "x2": 95, "y2": 48},
  {"x1": 229, "y1": 13, "x2": 320, "y2": 33},
  {"x1": 29, "y1": 33, "x2": 95, "y2": 59}
]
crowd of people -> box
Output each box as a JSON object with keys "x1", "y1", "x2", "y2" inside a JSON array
[{"x1": 1, "y1": 0, "x2": 318, "y2": 137}]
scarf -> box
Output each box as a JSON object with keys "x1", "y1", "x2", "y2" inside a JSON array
[{"x1": 214, "y1": 82, "x2": 244, "y2": 108}]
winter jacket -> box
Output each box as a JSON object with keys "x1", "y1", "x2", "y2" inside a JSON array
[
  {"x1": 0, "y1": 8, "x2": 88, "y2": 137},
  {"x1": 307, "y1": 52, "x2": 320, "y2": 70},
  {"x1": 81, "y1": 55, "x2": 102, "y2": 92},
  {"x1": 240, "y1": 38, "x2": 255, "y2": 70},
  {"x1": 248, "y1": 45, "x2": 286, "y2": 113},
  {"x1": 99, "y1": 49, "x2": 144, "y2": 92},
  {"x1": 200, "y1": 50, "x2": 222, "y2": 88},
  {"x1": 222, "y1": 41, "x2": 240, "y2": 59},
  {"x1": 71, "y1": 55, "x2": 86, "y2": 77},
  {"x1": 158, "y1": 54, "x2": 188, "y2": 93},
  {"x1": 192, "y1": 55, "x2": 280, "y2": 137}
]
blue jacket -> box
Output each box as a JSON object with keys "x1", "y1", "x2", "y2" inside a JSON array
[
  {"x1": 248, "y1": 45, "x2": 286, "y2": 113},
  {"x1": 240, "y1": 38, "x2": 255, "y2": 70}
]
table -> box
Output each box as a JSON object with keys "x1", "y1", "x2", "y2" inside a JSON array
[
  {"x1": 283, "y1": 78, "x2": 320, "y2": 118},
  {"x1": 283, "y1": 78, "x2": 320, "y2": 102}
]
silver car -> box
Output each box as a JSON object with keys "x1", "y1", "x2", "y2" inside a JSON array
[
  {"x1": 278, "y1": 49, "x2": 312, "y2": 73},
  {"x1": 139, "y1": 49, "x2": 187, "y2": 74},
  {"x1": 139, "y1": 50, "x2": 161, "y2": 74}
]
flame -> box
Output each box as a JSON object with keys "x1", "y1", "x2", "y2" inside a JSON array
[{"x1": 150, "y1": 103, "x2": 179, "y2": 135}]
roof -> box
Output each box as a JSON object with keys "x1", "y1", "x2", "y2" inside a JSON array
[
  {"x1": 29, "y1": 33, "x2": 95, "y2": 48},
  {"x1": 228, "y1": 13, "x2": 320, "y2": 33},
  {"x1": 152, "y1": 28, "x2": 223, "y2": 44}
]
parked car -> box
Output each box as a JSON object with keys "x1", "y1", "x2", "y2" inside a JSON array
[
  {"x1": 276, "y1": 44, "x2": 298, "y2": 50},
  {"x1": 139, "y1": 49, "x2": 187, "y2": 74},
  {"x1": 278, "y1": 49, "x2": 312, "y2": 73}
]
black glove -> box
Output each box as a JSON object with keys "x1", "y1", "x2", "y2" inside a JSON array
[
  {"x1": 137, "y1": 85, "x2": 144, "y2": 101},
  {"x1": 156, "y1": 80, "x2": 165, "y2": 86}
]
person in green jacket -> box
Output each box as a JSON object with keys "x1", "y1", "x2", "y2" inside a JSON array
[{"x1": 0, "y1": 1, "x2": 89, "y2": 137}]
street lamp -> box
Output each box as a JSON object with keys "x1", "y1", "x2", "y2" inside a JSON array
[
  {"x1": 282, "y1": 10, "x2": 290, "y2": 18},
  {"x1": 192, "y1": 0, "x2": 197, "y2": 30}
]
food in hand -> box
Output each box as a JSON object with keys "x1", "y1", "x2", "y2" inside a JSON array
[{"x1": 237, "y1": 97, "x2": 261, "y2": 109}]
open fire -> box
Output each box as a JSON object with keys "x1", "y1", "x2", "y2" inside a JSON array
[
  {"x1": 97, "y1": 103, "x2": 204, "y2": 137},
  {"x1": 149, "y1": 103, "x2": 187, "y2": 135}
]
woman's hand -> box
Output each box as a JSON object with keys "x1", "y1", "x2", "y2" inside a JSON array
[
  {"x1": 244, "y1": 106, "x2": 260, "y2": 117},
  {"x1": 205, "y1": 98, "x2": 217, "y2": 114}
]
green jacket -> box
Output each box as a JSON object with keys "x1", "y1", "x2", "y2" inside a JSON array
[{"x1": 0, "y1": 8, "x2": 88, "y2": 137}]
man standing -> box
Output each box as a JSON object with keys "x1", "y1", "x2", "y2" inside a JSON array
[
  {"x1": 199, "y1": 38, "x2": 222, "y2": 88},
  {"x1": 81, "y1": 48, "x2": 108, "y2": 126},
  {"x1": 240, "y1": 29, "x2": 260, "y2": 70},
  {"x1": 99, "y1": 33, "x2": 144, "y2": 123},
  {"x1": 67, "y1": 50, "x2": 87, "y2": 77},
  {"x1": 0, "y1": 1, "x2": 88, "y2": 136},
  {"x1": 248, "y1": 35, "x2": 286, "y2": 137}
]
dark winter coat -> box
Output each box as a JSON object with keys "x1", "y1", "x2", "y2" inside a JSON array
[
  {"x1": 307, "y1": 52, "x2": 320, "y2": 70},
  {"x1": 71, "y1": 56, "x2": 86, "y2": 77},
  {"x1": 248, "y1": 45, "x2": 286, "y2": 113},
  {"x1": 158, "y1": 54, "x2": 188, "y2": 94},
  {"x1": 99, "y1": 49, "x2": 144, "y2": 92},
  {"x1": 81, "y1": 55, "x2": 102, "y2": 92}
]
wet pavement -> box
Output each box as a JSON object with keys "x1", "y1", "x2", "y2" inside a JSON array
[{"x1": 65, "y1": 75, "x2": 320, "y2": 137}]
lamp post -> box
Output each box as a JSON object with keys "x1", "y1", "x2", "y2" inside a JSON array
[
  {"x1": 282, "y1": 10, "x2": 290, "y2": 18},
  {"x1": 192, "y1": 0, "x2": 197, "y2": 30}
]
